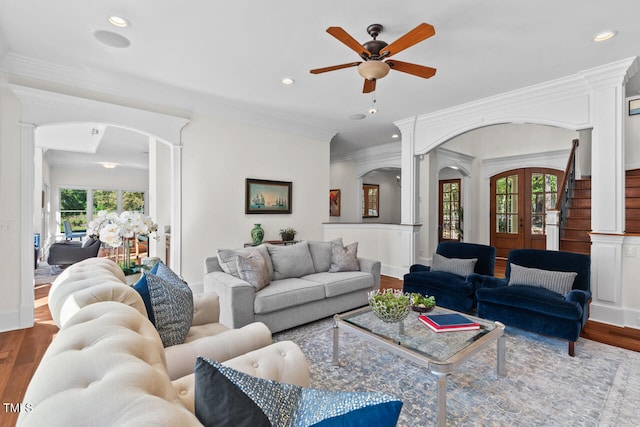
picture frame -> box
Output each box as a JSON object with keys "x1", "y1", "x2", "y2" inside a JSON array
[
  {"x1": 630, "y1": 99, "x2": 640, "y2": 116},
  {"x1": 245, "y1": 178, "x2": 292, "y2": 214},
  {"x1": 329, "y1": 189, "x2": 341, "y2": 216}
]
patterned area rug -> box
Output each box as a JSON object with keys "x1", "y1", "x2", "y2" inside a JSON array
[
  {"x1": 34, "y1": 260, "x2": 64, "y2": 285},
  {"x1": 274, "y1": 317, "x2": 640, "y2": 426}
]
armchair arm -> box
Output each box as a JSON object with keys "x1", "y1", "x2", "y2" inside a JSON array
[
  {"x1": 358, "y1": 257, "x2": 381, "y2": 289},
  {"x1": 480, "y1": 275, "x2": 509, "y2": 289},
  {"x1": 566, "y1": 289, "x2": 591, "y2": 306},
  {"x1": 409, "y1": 264, "x2": 431, "y2": 273},
  {"x1": 467, "y1": 273, "x2": 489, "y2": 292},
  {"x1": 203, "y1": 271, "x2": 256, "y2": 329},
  {"x1": 191, "y1": 292, "x2": 220, "y2": 326},
  {"x1": 164, "y1": 322, "x2": 273, "y2": 380}
]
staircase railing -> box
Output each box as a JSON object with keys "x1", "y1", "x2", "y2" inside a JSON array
[{"x1": 557, "y1": 139, "x2": 580, "y2": 230}]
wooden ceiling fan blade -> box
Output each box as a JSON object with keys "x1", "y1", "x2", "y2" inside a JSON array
[
  {"x1": 310, "y1": 62, "x2": 361, "y2": 74},
  {"x1": 363, "y1": 78, "x2": 376, "y2": 93},
  {"x1": 326, "y1": 26, "x2": 371, "y2": 58},
  {"x1": 387, "y1": 60, "x2": 437, "y2": 79},
  {"x1": 381, "y1": 23, "x2": 435, "y2": 58}
]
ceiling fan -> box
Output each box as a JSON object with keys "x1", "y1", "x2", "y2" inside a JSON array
[{"x1": 310, "y1": 23, "x2": 437, "y2": 93}]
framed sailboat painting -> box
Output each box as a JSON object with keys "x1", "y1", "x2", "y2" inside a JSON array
[{"x1": 245, "y1": 178, "x2": 292, "y2": 214}]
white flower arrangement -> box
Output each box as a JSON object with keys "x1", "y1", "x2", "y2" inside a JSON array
[{"x1": 88, "y1": 210, "x2": 158, "y2": 248}]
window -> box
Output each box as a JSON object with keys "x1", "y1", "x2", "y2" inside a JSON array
[
  {"x1": 439, "y1": 179, "x2": 461, "y2": 241},
  {"x1": 495, "y1": 174, "x2": 519, "y2": 234},
  {"x1": 58, "y1": 187, "x2": 147, "y2": 233},
  {"x1": 60, "y1": 188, "x2": 87, "y2": 233},
  {"x1": 530, "y1": 172, "x2": 557, "y2": 235},
  {"x1": 362, "y1": 184, "x2": 379, "y2": 218}
]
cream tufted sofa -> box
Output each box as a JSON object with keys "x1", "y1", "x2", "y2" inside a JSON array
[{"x1": 18, "y1": 258, "x2": 310, "y2": 426}]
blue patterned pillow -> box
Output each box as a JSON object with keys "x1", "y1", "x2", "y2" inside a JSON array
[
  {"x1": 133, "y1": 262, "x2": 193, "y2": 347},
  {"x1": 194, "y1": 357, "x2": 402, "y2": 427}
]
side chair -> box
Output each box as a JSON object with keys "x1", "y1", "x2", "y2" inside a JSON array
[
  {"x1": 403, "y1": 241, "x2": 497, "y2": 313},
  {"x1": 476, "y1": 249, "x2": 591, "y2": 356}
]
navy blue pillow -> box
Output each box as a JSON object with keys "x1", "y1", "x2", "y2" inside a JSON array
[
  {"x1": 132, "y1": 261, "x2": 160, "y2": 324},
  {"x1": 194, "y1": 357, "x2": 402, "y2": 427}
]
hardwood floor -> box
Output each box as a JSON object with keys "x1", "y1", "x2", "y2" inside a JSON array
[
  {"x1": 0, "y1": 284, "x2": 57, "y2": 427},
  {"x1": 1, "y1": 273, "x2": 637, "y2": 427}
]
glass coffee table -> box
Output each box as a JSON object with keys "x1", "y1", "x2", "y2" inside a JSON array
[{"x1": 333, "y1": 306, "x2": 505, "y2": 427}]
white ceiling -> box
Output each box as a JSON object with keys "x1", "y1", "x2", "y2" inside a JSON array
[{"x1": 2, "y1": 0, "x2": 640, "y2": 166}]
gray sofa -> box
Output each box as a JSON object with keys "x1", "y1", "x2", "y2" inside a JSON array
[{"x1": 203, "y1": 240, "x2": 381, "y2": 333}]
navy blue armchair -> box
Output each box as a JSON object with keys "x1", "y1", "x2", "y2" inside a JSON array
[
  {"x1": 403, "y1": 242, "x2": 497, "y2": 313},
  {"x1": 476, "y1": 249, "x2": 591, "y2": 356}
]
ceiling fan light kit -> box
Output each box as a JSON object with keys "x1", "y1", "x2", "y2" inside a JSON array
[
  {"x1": 310, "y1": 22, "x2": 436, "y2": 93},
  {"x1": 358, "y1": 61, "x2": 390, "y2": 80}
]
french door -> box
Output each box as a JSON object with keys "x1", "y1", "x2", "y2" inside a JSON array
[
  {"x1": 490, "y1": 168, "x2": 562, "y2": 258},
  {"x1": 439, "y1": 179, "x2": 461, "y2": 242}
]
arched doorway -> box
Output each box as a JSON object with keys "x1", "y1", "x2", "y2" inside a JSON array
[{"x1": 490, "y1": 167, "x2": 563, "y2": 257}]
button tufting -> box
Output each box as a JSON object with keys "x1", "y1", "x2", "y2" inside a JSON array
[
  {"x1": 180, "y1": 389, "x2": 187, "y2": 396},
  {"x1": 252, "y1": 362, "x2": 259, "y2": 368},
  {"x1": 280, "y1": 352, "x2": 286, "y2": 357}
]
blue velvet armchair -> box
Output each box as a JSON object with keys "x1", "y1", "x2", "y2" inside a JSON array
[
  {"x1": 476, "y1": 249, "x2": 591, "y2": 356},
  {"x1": 403, "y1": 242, "x2": 497, "y2": 313}
]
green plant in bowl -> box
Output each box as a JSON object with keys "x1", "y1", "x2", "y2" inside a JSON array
[
  {"x1": 368, "y1": 289, "x2": 411, "y2": 323},
  {"x1": 410, "y1": 293, "x2": 436, "y2": 313}
]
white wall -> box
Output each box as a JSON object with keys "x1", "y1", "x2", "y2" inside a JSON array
[
  {"x1": 362, "y1": 170, "x2": 401, "y2": 224},
  {"x1": 626, "y1": 96, "x2": 640, "y2": 170},
  {"x1": 180, "y1": 115, "x2": 330, "y2": 284},
  {"x1": 0, "y1": 72, "x2": 28, "y2": 331},
  {"x1": 329, "y1": 160, "x2": 359, "y2": 222}
]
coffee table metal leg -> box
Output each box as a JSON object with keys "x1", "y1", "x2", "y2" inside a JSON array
[
  {"x1": 435, "y1": 372, "x2": 447, "y2": 427},
  {"x1": 497, "y1": 335, "x2": 506, "y2": 376},
  {"x1": 332, "y1": 320, "x2": 339, "y2": 366}
]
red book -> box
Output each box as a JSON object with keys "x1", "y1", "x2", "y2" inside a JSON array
[{"x1": 418, "y1": 313, "x2": 480, "y2": 332}]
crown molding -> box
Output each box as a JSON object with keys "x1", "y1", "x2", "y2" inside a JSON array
[{"x1": 2, "y1": 52, "x2": 335, "y2": 143}]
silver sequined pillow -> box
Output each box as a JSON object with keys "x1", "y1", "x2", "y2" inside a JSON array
[
  {"x1": 329, "y1": 241, "x2": 360, "y2": 273},
  {"x1": 236, "y1": 253, "x2": 271, "y2": 291},
  {"x1": 430, "y1": 253, "x2": 477, "y2": 277},
  {"x1": 508, "y1": 263, "x2": 577, "y2": 297},
  {"x1": 145, "y1": 263, "x2": 193, "y2": 347}
]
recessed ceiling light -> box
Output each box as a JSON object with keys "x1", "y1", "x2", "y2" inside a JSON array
[
  {"x1": 392, "y1": 134, "x2": 399, "y2": 139},
  {"x1": 108, "y1": 16, "x2": 129, "y2": 28},
  {"x1": 281, "y1": 77, "x2": 295, "y2": 85},
  {"x1": 593, "y1": 30, "x2": 618, "y2": 42},
  {"x1": 349, "y1": 113, "x2": 366, "y2": 120},
  {"x1": 100, "y1": 162, "x2": 118, "y2": 169},
  {"x1": 93, "y1": 30, "x2": 131, "y2": 48}
]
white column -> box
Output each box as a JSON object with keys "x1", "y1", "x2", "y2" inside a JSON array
[
  {"x1": 396, "y1": 117, "x2": 420, "y2": 266},
  {"x1": 581, "y1": 57, "x2": 638, "y2": 322},
  {"x1": 148, "y1": 136, "x2": 158, "y2": 258},
  {"x1": 545, "y1": 210, "x2": 559, "y2": 251},
  {"x1": 20, "y1": 123, "x2": 35, "y2": 328},
  {"x1": 170, "y1": 144, "x2": 182, "y2": 275}
]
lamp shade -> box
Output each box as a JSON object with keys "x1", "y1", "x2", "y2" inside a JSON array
[{"x1": 357, "y1": 61, "x2": 390, "y2": 80}]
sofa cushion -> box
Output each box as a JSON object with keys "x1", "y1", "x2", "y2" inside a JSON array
[
  {"x1": 329, "y1": 241, "x2": 360, "y2": 272},
  {"x1": 254, "y1": 278, "x2": 325, "y2": 314},
  {"x1": 508, "y1": 263, "x2": 577, "y2": 297},
  {"x1": 134, "y1": 262, "x2": 194, "y2": 347},
  {"x1": 431, "y1": 253, "x2": 477, "y2": 277},
  {"x1": 194, "y1": 357, "x2": 402, "y2": 427},
  {"x1": 308, "y1": 238, "x2": 343, "y2": 273},
  {"x1": 267, "y1": 241, "x2": 315, "y2": 280},
  {"x1": 303, "y1": 271, "x2": 374, "y2": 298},
  {"x1": 236, "y1": 253, "x2": 271, "y2": 291},
  {"x1": 476, "y1": 284, "x2": 583, "y2": 320},
  {"x1": 217, "y1": 245, "x2": 274, "y2": 279}
]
